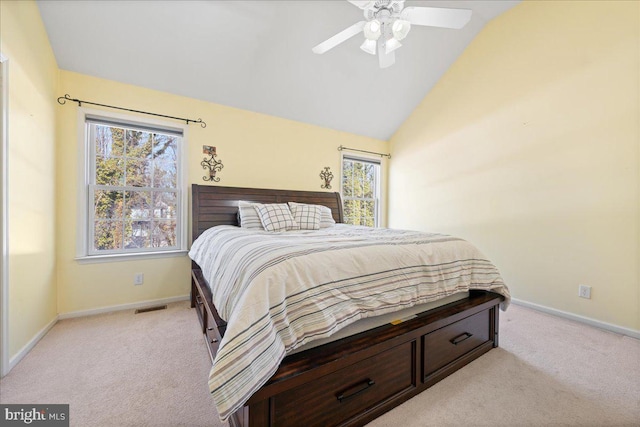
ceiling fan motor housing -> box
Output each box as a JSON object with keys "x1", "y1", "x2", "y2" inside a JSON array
[{"x1": 363, "y1": 0, "x2": 405, "y2": 21}]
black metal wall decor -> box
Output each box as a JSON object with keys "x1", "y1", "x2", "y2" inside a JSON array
[
  {"x1": 201, "y1": 146, "x2": 224, "y2": 182},
  {"x1": 320, "y1": 167, "x2": 333, "y2": 189}
]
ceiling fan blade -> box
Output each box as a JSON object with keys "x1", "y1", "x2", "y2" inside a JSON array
[
  {"x1": 401, "y1": 6, "x2": 472, "y2": 29},
  {"x1": 312, "y1": 21, "x2": 366, "y2": 54},
  {"x1": 378, "y1": 41, "x2": 395, "y2": 69},
  {"x1": 347, "y1": 1, "x2": 376, "y2": 9}
]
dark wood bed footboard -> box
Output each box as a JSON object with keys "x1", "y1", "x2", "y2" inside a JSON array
[{"x1": 189, "y1": 184, "x2": 504, "y2": 427}]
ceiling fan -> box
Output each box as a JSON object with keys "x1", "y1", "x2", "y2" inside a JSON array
[{"x1": 312, "y1": 0, "x2": 472, "y2": 68}]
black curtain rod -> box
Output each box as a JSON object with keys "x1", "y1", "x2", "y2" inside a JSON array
[
  {"x1": 57, "y1": 94, "x2": 206, "y2": 128},
  {"x1": 338, "y1": 145, "x2": 391, "y2": 159}
]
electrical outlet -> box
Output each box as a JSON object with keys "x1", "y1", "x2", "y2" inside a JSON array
[
  {"x1": 134, "y1": 273, "x2": 144, "y2": 286},
  {"x1": 578, "y1": 284, "x2": 591, "y2": 299}
]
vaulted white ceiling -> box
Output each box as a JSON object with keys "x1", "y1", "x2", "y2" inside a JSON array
[{"x1": 37, "y1": 0, "x2": 519, "y2": 140}]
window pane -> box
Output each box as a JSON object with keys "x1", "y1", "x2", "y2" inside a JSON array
[
  {"x1": 353, "y1": 163, "x2": 364, "y2": 198},
  {"x1": 152, "y1": 220, "x2": 177, "y2": 247},
  {"x1": 153, "y1": 134, "x2": 178, "y2": 162},
  {"x1": 344, "y1": 199, "x2": 354, "y2": 221},
  {"x1": 95, "y1": 157, "x2": 124, "y2": 186},
  {"x1": 126, "y1": 159, "x2": 152, "y2": 187},
  {"x1": 356, "y1": 200, "x2": 363, "y2": 222},
  {"x1": 352, "y1": 200, "x2": 362, "y2": 225},
  {"x1": 94, "y1": 190, "x2": 123, "y2": 219},
  {"x1": 363, "y1": 201, "x2": 375, "y2": 227},
  {"x1": 126, "y1": 130, "x2": 153, "y2": 159},
  {"x1": 153, "y1": 192, "x2": 177, "y2": 219},
  {"x1": 153, "y1": 161, "x2": 177, "y2": 188},
  {"x1": 125, "y1": 191, "x2": 151, "y2": 220},
  {"x1": 124, "y1": 220, "x2": 150, "y2": 249},
  {"x1": 342, "y1": 162, "x2": 353, "y2": 197},
  {"x1": 364, "y1": 164, "x2": 375, "y2": 198},
  {"x1": 95, "y1": 125, "x2": 124, "y2": 158},
  {"x1": 94, "y1": 220, "x2": 123, "y2": 250}
]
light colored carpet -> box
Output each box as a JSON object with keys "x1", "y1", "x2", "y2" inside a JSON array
[
  {"x1": 369, "y1": 305, "x2": 640, "y2": 427},
  {"x1": 1, "y1": 301, "x2": 638, "y2": 426},
  {"x1": 0, "y1": 301, "x2": 223, "y2": 427}
]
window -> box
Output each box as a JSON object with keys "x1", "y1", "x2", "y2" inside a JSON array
[
  {"x1": 341, "y1": 155, "x2": 381, "y2": 227},
  {"x1": 78, "y1": 112, "x2": 187, "y2": 259}
]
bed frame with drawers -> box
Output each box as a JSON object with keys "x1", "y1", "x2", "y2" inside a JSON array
[{"x1": 190, "y1": 184, "x2": 503, "y2": 427}]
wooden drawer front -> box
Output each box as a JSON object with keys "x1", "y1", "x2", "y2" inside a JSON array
[
  {"x1": 423, "y1": 310, "x2": 490, "y2": 378},
  {"x1": 271, "y1": 341, "x2": 416, "y2": 427}
]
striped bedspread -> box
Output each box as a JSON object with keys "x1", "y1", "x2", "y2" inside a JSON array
[{"x1": 189, "y1": 224, "x2": 510, "y2": 421}]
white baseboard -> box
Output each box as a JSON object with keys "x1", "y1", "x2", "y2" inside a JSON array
[
  {"x1": 58, "y1": 295, "x2": 190, "y2": 319},
  {"x1": 3, "y1": 295, "x2": 191, "y2": 376},
  {"x1": 8, "y1": 315, "x2": 58, "y2": 373},
  {"x1": 511, "y1": 298, "x2": 640, "y2": 340}
]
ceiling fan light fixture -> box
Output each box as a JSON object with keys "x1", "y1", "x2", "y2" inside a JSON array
[
  {"x1": 363, "y1": 19, "x2": 382, "y2": 40},
  {"x1": 360, "y1": 39, "x2": 378, "y2": 55},
  {"x1": 385, "y1": 38, "x2": 402, "y2": 54},
  {"x1": 360, "y1": 39, "x2": 377, "y2": 55},
  {"x1": 392, "y1": 19, "x2": 411, "y2": 40}
]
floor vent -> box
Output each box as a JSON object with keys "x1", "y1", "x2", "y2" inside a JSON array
[{"x1": 135, "y1": 305, "x2": 167, "y2": 314}]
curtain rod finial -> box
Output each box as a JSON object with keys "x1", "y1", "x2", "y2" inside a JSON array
[{"x1": 57, "y1": 94, "x2": 72, "y2": 105}]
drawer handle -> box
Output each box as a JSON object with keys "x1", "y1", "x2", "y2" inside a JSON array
[
  {"x1": 450, "y1": 332, "x2": 473, "y2": 345},
  {"x1": 207, "y1": 327, "x2": 215, "y2": 331},
  {"x1": 210, "y1": 338, "x2": 218, "y2": 344},
  {"x1": 196, "y1": 295, "x2": 203, "y2": 305},
  {"x1": 336, "y1": 379, "x2": 375, "y2": 403}
]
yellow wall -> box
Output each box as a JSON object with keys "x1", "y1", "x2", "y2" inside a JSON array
[
  {"x1": 0, "y1": 0, "x2": 59, "y2": 357},
  {"x1": 57, "y1": 71, "x2": 388, "y2": 314},
  {"x1": 389, "y1": 1, "x2": 640, "y2": 330}
]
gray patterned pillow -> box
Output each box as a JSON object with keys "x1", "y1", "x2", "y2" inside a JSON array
[
  {"x1": 253, "y1": 203, "x2": 299, "y2": 232},
  {"x1": 288, "y1": 203, "x2": 321, "y2": 230},
  {"x1": 289, "y1": 202, "x2": 336, "y2": 228}
]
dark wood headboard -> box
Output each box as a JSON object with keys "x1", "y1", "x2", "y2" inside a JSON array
[{"x1": 191, "y1": 184, "x2": 343, "y2": 242}]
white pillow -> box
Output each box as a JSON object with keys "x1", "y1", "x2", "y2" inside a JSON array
[
  {"x1": 289, "y1": 202, "x2": 336, "y2": 228},
  {"x1": 288, "y1": 203, "x2": 321, "y2": 230},
  {"x1": 237, "y1": 201, "x2": 263, "y2": 229},
  {"x1": 318, "y1": 205, "x2": 337, "y2": 228},
  {"x1": 253, "y1": 203, "x2": 299, "y2": 232}
]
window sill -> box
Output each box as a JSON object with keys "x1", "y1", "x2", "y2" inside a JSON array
[{"x1": 75, "y1": 250, "x2": 188, "y2": 264}]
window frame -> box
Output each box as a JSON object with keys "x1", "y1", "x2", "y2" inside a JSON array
[
  {"x1": 75, "y1": 108, "x2": 188, "y2": 263},
  {"x1": 340, "y1": 152, "x2": 382, "y2": 227}
]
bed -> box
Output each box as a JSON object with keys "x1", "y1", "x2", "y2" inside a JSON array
[{"x1": 189, "y1": 184, "x2": 509, "y2": 427}]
